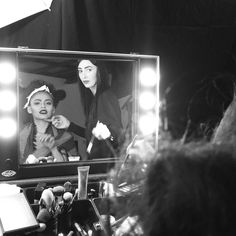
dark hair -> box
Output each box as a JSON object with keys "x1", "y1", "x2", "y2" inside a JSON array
[
  {"x1": 24, "y1": 80, "x2": 66, "y2": 108},
  {"x1": 21, "y1": 80, "x2": 66, "y2": 125},
  {"x1": 142, "y1": 142, "x2": 236, "y2": 236},
  {"x1": 77, "y1": 59, "x2": 110, "y2": 117}
]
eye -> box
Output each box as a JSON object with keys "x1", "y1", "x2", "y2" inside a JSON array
[
  {"x1": 46, "y1": 102, "x2": 52, "y2": 105},
  {"x1": 32, "y1": 101, "x2": 40, "y2": 105}
]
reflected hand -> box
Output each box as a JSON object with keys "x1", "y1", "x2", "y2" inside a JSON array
[
  {"x1": 34, "y1": 139, "x2": 45, "y2": 150},
  {"x1": 36, "y1": 133, "x2": 55, "y2": 150},
  {"x1": 92, "y1": 121, "x2": 111, "y2": 140},
  {"x1": 26, "y1": 155, "x2": 55, "y2": 164},
  {"x1": 26, "y1": 154, "x2": 39, "y2": 164},
  {"x1": 46, "y1": 115, "x2": 70, "y2": 129}
]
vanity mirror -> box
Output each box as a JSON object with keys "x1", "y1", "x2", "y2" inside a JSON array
[{"x1": 0, "y1": 48, "x2": 159, "y2": 182}]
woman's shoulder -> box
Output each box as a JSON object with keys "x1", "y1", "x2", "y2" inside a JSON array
[
  {"x1": 20, "y1": 122, "x2": 33, "y2": 134},
  {"x1": 99, "y1": 88, "x2": 118, "y2": 102}
]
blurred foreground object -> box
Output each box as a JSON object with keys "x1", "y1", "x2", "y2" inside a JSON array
[
  {"x1": 142, "y1": 141, "x2": 236, "y2": 236},
  {"x1": 212, "y1": 95, "x2": 236, "y2": 143},
  {"x1": 0, "y1": 186, "x2": 39, "y2": 235}
]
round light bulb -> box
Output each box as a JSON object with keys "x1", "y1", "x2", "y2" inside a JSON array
[
  {"x1": 0, "y1": 63, "x2": 16, "y2": 84},
  {"x1": 139, "y1": 67, "x2": 157, "y2": 87},
  {"x1": 139, "y1": 91, "x2": 156, "y2": 110},
  {"x1": 138, "y1": 113, "x2": 158, "y2": 135},
  {"x1": 0, "y1": 117, "x2": 17, "y2": 138},
  {"x1": 0, "y1": 90, "x2": 16, "y2": 111}
]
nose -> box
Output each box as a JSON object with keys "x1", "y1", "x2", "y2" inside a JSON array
[
  {"x1": 41, "y1": 102, "x2": 46, "y2": 108},
  {"x1": 80, "y1": 70, "x2": 87, "y2": 80}
]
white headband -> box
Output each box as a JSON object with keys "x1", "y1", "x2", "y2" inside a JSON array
[{"x1": 23, "y1": 85, "x2": 52, "y2": 109}]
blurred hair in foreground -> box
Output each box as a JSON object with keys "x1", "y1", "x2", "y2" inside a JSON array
[
  {"x1": 111, "y1": 139, "x2": 236, "y2": 236},
  {"x1": 143, "y1": 141, "x2": 236, "y2": 236}
]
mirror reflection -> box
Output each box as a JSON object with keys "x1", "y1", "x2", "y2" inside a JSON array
[{"x1": 18, "y1": 55, "x2": 134, "y2": 165}]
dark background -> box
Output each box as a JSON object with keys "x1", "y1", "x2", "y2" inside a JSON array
[{"x1": 1, "y1": 0, "x2": 236, "y2": 140}]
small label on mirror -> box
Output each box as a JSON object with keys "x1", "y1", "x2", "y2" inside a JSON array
[{"x1": 1, "y1": 170, "x2": 16, "y2": 177}]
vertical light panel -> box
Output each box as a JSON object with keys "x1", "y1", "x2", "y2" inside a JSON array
[
  {"x1": 137, "y1": 57, "x2": 160, "y2": 148},
  {"x1": 0, "y1": 53, "x2": 18, "y2": 179}
]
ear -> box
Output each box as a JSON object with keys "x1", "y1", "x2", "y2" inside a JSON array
[
  {"x1": 52, "y1": 107, "x2": 55, "y2": 114},
  {"x1": 27, "y1": 106, "x2": 32, "y2": 114}
]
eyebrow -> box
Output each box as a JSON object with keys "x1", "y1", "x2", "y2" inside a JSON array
[
  {"x1": 78, "y1": 66, "x2": 93, "y2": 70},
  {"x1": 32, "y1": 98, "x2": 53, "y2": 102}
]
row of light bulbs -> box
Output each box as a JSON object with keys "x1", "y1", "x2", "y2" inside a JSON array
[
  {"x1": 0, "y1": 63, "x2": 160, "y2": 138},
  {"x1": 0, "y1": 62, "x2": 17, "y2": 138},
  {"x1": 138, "y1": 67, "x2": 159, "y2": 136}
]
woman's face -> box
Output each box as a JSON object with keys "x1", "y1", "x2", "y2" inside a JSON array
[
  {"x1": 27, "y1": 91, "x2": 55, "y2": 120},
  {"x1": 78, "y1": 60, "x2": 98, "y2": 90}
]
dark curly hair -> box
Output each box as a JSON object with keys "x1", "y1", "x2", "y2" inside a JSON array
[
  {"x1": 142, "y1": 141, "x2": 236, "y2": 236},
  {"x1": 23, "y1": 80, "x2": 66, "y2": 108},
  {"x1": 20, "y1": 80, "x2": 66, "y2": 124}
]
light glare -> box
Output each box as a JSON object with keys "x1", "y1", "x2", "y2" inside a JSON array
[
  {"x1": 0, "y1": 117, "x2": 17, "y2": 138},
  {"x1": 139, "y1": 91, "x2": 156, "y2": 110},
  {"x1": 0, "y1": 62, "x2": 16, "y2": 84},
  {"x1": 0, "y1": 90, "x2": 16, "y2": 111},
  {"x1": 138, "y1": 113, "x2": 158, "y2": 135},
  {"x1": 140, "y1": 67, "x2": 157, "y2": 87}
]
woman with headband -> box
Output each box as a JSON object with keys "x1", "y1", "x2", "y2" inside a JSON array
[
  {"x1": 19, "y1": 80, "x2": 78, "y2": 164},
  {"x1": 50, "y1": 59, "x2": 123, "y2": 159}
]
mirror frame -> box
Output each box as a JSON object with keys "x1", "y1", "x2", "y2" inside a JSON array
[{"x1": 0, "y1": 48, "x2": 159, "y2": 182}]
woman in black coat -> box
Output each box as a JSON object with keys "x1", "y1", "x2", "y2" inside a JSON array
[{"x1": 51, "y1": 59, "x2": 123, "y2": 159}]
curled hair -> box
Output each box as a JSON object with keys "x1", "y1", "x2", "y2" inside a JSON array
[
  {"x1": 142, "y1": 142, "x2": 236, "y2": 236},
  {"x1": 24, "y1": 80, "x2": 66, "y2": 108},
  {"x1": 21, "y1": 80, "x2": 66, "y2": 124}
]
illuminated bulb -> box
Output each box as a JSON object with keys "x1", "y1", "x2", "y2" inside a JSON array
[
  {"x1": 0, "y1": 90, "x2": 16, "y2": 111},
  {"x1": 0, "y1": 117, "x2": 17, "y2": 138},
  {"x1": 138, "y1": 113, "x2": 158, "y2": 135},
  {"x1": 139, "y1": 91, "x2": 156, "y2": 110},
  {"x1": 139, "y1": 67, "x2": 157, "y2": 87},
  {"x1": 0, "y1": 62, "x2": 16, "y2": 84}
]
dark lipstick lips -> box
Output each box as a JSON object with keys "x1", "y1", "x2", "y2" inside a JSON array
[{"x1": 39, "y1": 110, "x2": 47, "y2": 114}]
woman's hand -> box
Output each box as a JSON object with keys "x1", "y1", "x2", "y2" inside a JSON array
[
  {"x1": 25, "y1": 155, "x2": 54, "y2": 164},
  {"x1": 92, "y1": 121, "x2": 111, "y2": 140},
  {"x1": 36, "y1": 133, "x2": 56, "y2": 150},
  {"x1": 26, "y1": 154, "x2": 39, "y2": 164},
  {"x1": 47, "y1": 115, "x2": 70, "y2": 129}
]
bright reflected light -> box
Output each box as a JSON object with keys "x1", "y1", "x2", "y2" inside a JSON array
[
  {"x1": 140, "y1": 67, "x2": 157, "y2": 87},
  {"x1": 138, "y1": 113, "x2": 158, "y2": 135},
  {"x1": 139, "y1": 91, "x2": 156, "y2": 110},
  {"x1": 0, "y1": 117, "x2": 17, "y2": 138},
  {"x1": 0, "y1": 62, "x2": 16, "y2": 84},
  {"x1": 0, "y1": 90, "x2": 16, "y2": 111}
]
